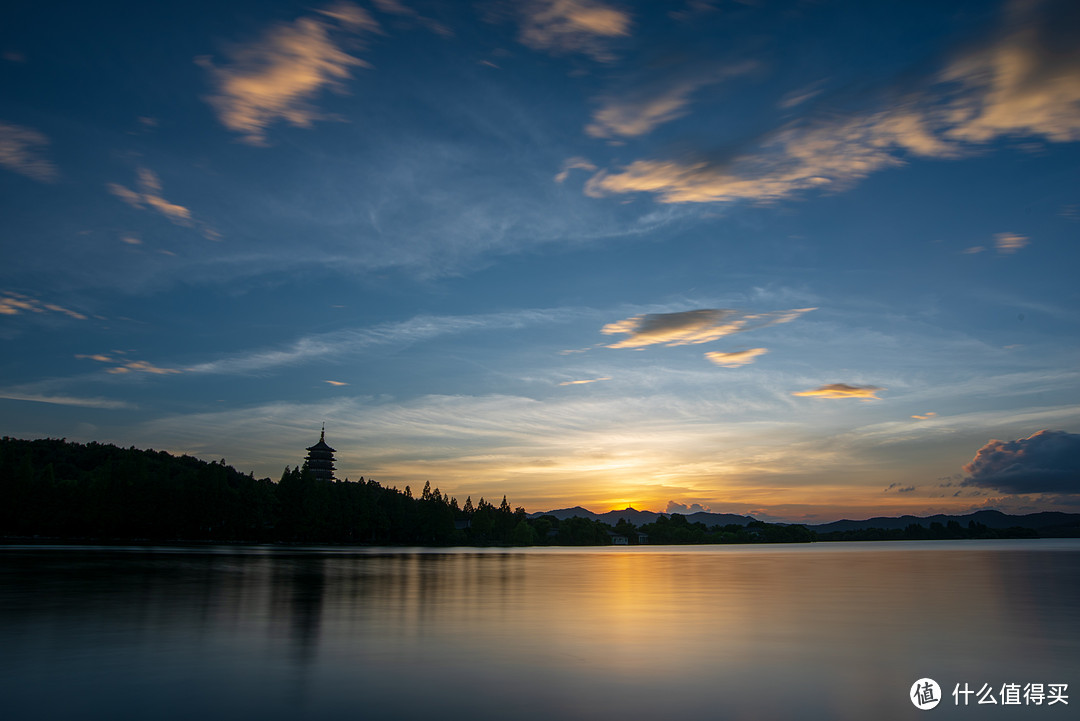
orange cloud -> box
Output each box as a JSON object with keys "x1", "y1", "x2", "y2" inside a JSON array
[
  {"x1": 585, "y1": 107, "x2": 951, "y2": 203},
  {"x1": 1, "y1": 291, "x2": 85, "y2": 319},
  {"x1": 325, "y1": 380, "x2": 350, "y2": 386},
  {"x1": 201, "y1": 2, "x2": 376, "y2": 145},
  {"x1": 583, "y1": 2, "x2": 1080, "y2": 205},
  {"x1": 100, "y1": 359, "x2": 181, "y2": 375},
  {"x1": 705, "y1": 348, "x2": 768, "y2": 368},
  {"x1": 108, "y1": 167, "x2": 217, "y2": 239},
  {"x1": 602, "y1": 308, "x2": 814, "y2": 349},
  {"x1": 793, "y1": 383, "x2": 885, "y2": 401},
  {"x1": 942, "y1": 4, "x2": 1080, "y2": 145}
]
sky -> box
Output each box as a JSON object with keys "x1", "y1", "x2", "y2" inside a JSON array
[{"x1": 2, "y1": 0, "x2": 1079, "y2": 523}]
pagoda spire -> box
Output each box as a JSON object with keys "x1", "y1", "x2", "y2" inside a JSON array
[{"x1": 304, "y1": 426, "x2": 337, "y2": 482}]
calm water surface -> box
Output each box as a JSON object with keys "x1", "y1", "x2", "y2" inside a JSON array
[{"x1": 1, "y1": 541, "x2": 1077, "y2": 720}]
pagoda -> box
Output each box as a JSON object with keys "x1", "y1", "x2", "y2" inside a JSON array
[{"x1": 304, "y1": 425, "x2": 336, "y2": 481}]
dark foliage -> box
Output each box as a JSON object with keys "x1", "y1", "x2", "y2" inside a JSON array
[
  {"x1": 1, "y1": 437, "x2": 1062, "y2": 546},
  {"x1": 815, "y1": 519, "x2": 1039, "y2": 542},
  {"x1": 0, "y1": 437, "x2": 478, "y2": 545}
]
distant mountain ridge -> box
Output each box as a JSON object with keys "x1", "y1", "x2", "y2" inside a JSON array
[
  {"x1": 529, "y1": 506, "x2": 755, "y2": 527},
  {"x1": 810, "y1": 509, "x2": 1080, "y2": 534},
  {"x1": 529, "y1": 506, "x2": 1080, "y2": 535}
]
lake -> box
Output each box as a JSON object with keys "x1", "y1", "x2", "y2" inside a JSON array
[{"x1": 1, "y1": 540, "x2": 1077, "y2": 720}]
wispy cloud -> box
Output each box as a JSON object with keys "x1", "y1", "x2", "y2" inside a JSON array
[
  {"x1": 109, "y1": 167, "x2": 190, "y2": 222},
  {"x1": 516, "y1": 0, "x2": 631, "y2": 62},
  {"x1": 0, "y1": 121, "x2": 58, "y2": 182},
  {"x1": 107, "y1": 167, "x2": 218, "y2": 239},
  {"x1": 778, "y1": 79, "x2": 827, "y2": 110},
  {"x1": 0, "y1": 291, "x2": 86, "y2": 319},
  {"x1": 586, "y1": 63, "x2": 756, "y2": 139},
  {"x1": 994, "y1": 232, "x2": 1029, "y2": 253},
  {"x1": 883, "y1": 483, "x2": 916, "y2": 493},
  {"x1": 124, "y1": 391, "x2": 843, "y2": 509},
  {"x1": 705, "y1": 348, "x2": 768, "y2": 368},
  {"x1": 584, "y1": 0, "x2": 1080, "y2": 204},
  {"x1": 793, "y1": 383, "x2": 885, "y2": 401},
  {"x1": 200, "y1": 2, "x2": 378, "y2": 145},
  {"x1": 77, "y1": 352, "x2": 181, "y2": 375},
  {"x1": 325, "y1": 379, "x2": 350, "y2": 386},
  {"x1": 187, "y1": 308, "x2": 577, "y2": 375},
  {"x1": 559, "y1": 376, "x2": 611, "y2": 386},
  {"x1": 370, "y1": 0, "x2": 451, "y2": 36},
  {"x1": 601, "y1": 308, "x2": 814, "y2": 349},
  {"x1": 126, "y1": 387, "x2": 954, "y2": 517},
  {"x1": 941, "y1": 1, "x2": 1080, "y2": 145},
  {"x1": 585, "y1": 105, "x2": 953, "y2": 203},
  {"x1": 106, "y1": 360, "x2": 182, "y2": 376},
  {"x1": 911, "y1": 411, "x2": 937, "y2": 420},
  {"x1": 554, "y1": 156, "x2": 597, "y2": 183},
  {"x1": 0, "y1": 391, "x2": 134, "y2": 410}
]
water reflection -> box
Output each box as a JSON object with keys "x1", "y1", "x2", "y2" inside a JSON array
[
  {"x1": 0, "y1": 542, "x2": 1077, "y2": 720},
  {"x1": 269, "y1": 558, "x2": 326, "y2": 665}
]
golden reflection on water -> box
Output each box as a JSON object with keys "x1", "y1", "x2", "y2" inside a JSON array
[{"x1": 1, "y1": 543, "x2": 1078, "y2": 721}]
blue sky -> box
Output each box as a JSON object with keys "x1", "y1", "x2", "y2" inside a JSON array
[{"x1": 2, "y1": 0, "x2": 1079, "y2": 522}]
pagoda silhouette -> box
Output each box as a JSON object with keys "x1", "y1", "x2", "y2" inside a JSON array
[{"x1": 304, "y1": 425, "x2": 336, "y2": 481}]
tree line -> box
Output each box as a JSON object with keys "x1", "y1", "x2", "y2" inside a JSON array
[
  {"x1": 0, "y1": 437, "x2": 610, "y2": 545},
  {"x1": 0, "y1": 437, "x2": 1048, "y2": 545}
]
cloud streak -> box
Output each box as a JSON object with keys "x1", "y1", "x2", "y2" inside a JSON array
[
  {"x1": 186, "y1": 308, "x2": 578, "y2": 375},
  {"x1": 107, "y1": 167, "x2": 218, "y2": 239},
  {"x1": 583, "y1": 0, "x2": 1080, "y2": 204},
  {"x1": 586, "y1": 62, "x2": 756, "y2": 139},
  {"x1": 559, "y1": 376, "x2": 611, "y2": 386},
  {"x1": 516, "y1": 0, "x2": 631, "y2": 62},
  {"x1": 0, "y1": 291, "x2": 86, "y2": 319},
  {"x1": 0, "y1": 121, "x2": 58, "y2": 182},
  {"x1": 705, "y1": 348, "x2": 768, "y2": 368},
  {"x1": 200, "y1": 2, "x2": 377, "y2": 145},
  {"x1": 585, "y1": 106, "x2": 952, "y2": 203},
  {"x1": 0, "y1": 391, "x2": 134, "y2": 410},
  {"x1": 942, "y1": 0, "x2": 1080, "y2": 145},
  {"x1": 554, "y1": 156, "x2": 597, "y2": 183},
  {"x1": 77, "y1": 353, "x2": 182, "y2": 376},
  {"x1": 793, "y1": 383, "x2": 885, "y2": 401},
  {"x1": 601, "y1": 308, "x2": 814, "y2": 349},
  {"x1": 995, "y1": 232, "x2": 1029, "y2": 254}
]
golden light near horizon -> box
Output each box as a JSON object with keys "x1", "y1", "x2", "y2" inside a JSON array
[{"x1": 3, "y1": 0, "x2": 1079, "y2": 525}]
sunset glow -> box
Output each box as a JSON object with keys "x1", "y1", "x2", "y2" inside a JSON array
[{"x1": 2, "y1": 0, "x2": 1079, "y2": 523}]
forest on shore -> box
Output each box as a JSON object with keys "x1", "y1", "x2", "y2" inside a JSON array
[{"x1": 0, "y1": 437, "x2": 1049, "y2": 546}]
